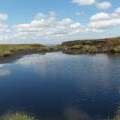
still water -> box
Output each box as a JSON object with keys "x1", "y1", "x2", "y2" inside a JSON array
[{"x1": 0, "y1": 52, "x2": 120, "y2": 120}]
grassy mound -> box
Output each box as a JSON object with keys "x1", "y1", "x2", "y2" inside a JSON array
[{"x1": 0, "y1": 112, "x2": 35, "y2": 120}]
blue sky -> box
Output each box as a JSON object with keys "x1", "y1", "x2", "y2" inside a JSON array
[{"x1": 0, "y1": 0, "x2": 120, "y2": 44}]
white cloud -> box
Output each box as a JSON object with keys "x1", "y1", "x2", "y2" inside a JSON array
[
  {"x1": 0, "y1": 13, "x2": 8, "y2": 32},
  {"x1": 90, "y1": 12, "x2": 110, "y2": 21},
  {"x1": 13, "y1": 13, "x2": 85, "y2": 40},
  {"x1": 0, "y1": 14, "x2": 8, "y2": 21},
  {"x1": 34, "y1": 12, "x2": 56, "y2": 20},
  {"x1": 58, "y1": 18, "x2": 73, "y2": 26},
  {"x1": 1, "y1": 5, "x2": 120, "y2": 43},
  {"x1": 88, "y1": 18, "x2": 120, "y2": 29},
  {"x1": 0, "y1": 23, "x2": 8, "y2": 32},
  {"x1": 88, "y1": 7, "x2": 120, "y2": 30},
  {"x1": 70, "y1": 22, "x2": 82, "y2": 29},
  {"x1": 75, "y1": 11, "x2": 85, "y2": 16},
  {"x1": 96, "y1": 2, "x2": 111, "y2": 9},
  {"x1": 115, "y1": 7, "x2": 120, "y2": 15},
  {"x1": 0, "y1": 13, "x2": 10, "y2": 41},
  {"x1": 72, "y1": 0, "x2": 96, "y2": 5},
  {"x1": 72, "y1": 0, "x2": 112, "y2": 10}
]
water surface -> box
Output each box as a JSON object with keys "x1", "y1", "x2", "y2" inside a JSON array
[{"x1": 0, "y1": 52, "x2": 120, "y2": 120}]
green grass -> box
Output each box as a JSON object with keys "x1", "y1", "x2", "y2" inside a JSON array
[
  {"x1": 0, "y1": 112, "x2": 35, "y2": 120},
  {"x1": 114, "y1": 114, "x2": 120, "y2": 120},
  {"x1": 61, "y1": 37, "x2": 120, "y2": 54},
  {"x1": 0, "y1": 44, "x2": 62, "y2": 57},
  {"x1": 82, "y1": 45, "x2": 97, "y2": 53},
  {"x1": 113, "y1": 108, "x2": 120, "y2": 120},
  {"x1": 0, "y1": 44, "x2": 49, "y2": 57},
  {"x1": 114, "y1": 46, "x2": 120, "y2": 53},
  {"x1": 0, "y1": 37, "x2": 120, "y2": 57}
]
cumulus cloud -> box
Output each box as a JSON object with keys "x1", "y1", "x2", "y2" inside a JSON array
[
  {"x1": 75, "y1": 11, "x2": 85, "y2": 16},
  {"x1": 90, "y1": 12, "x2": 110, "y2": 21},
  {"x1": 72, "y1": 0, "x2": 111, "y2": 10},
  {"x1": 0, "y1": 13, "x2": 8, "y2": 21},
  {"x1": 88, "y1": 7, "x2": 120, "y2": 30},
  {"x1": 1, "y1": 6, "x2": 120, "y2": 43},
  {"x1": 72, "y1": 0, "x2": 96, "y2": 6},
  {"x1": 115, "y1": 7, "x2": 120, "y2": 15},
  {"x1": 0, "y1": 13, "x2": 8, "y2": 32},
  {"x1": 0, "y1": 13, "x2": 10, "y2": 41},
  {"x1": 0, "y1": 23, "x2": 8, "y2": 32},
  {"x1": 96, "y1": 2, "x2": 111, "y2": 9},
  {"x1": 13, "y1": 12, "x2": 84, "y2": 40},
  {"x1": 70, "y1": 22, "x2": 82, "y2": 29}
]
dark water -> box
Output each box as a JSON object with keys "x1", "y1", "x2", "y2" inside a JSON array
[{"x1": 0, "y1": 52, "x2": 120, "y2": 120}]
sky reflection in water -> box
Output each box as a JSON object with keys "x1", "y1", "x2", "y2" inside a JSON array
[{"x1": 0, "y1": 52, "x2": 120, "y2": 120}]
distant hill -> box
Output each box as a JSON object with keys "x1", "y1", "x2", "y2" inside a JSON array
[
  {"x1": 0, "y1": 37, "x2": 120, "y2": 58},
  {"x1": 61, "y1": 37, "x2": 120, "y2": 54}
]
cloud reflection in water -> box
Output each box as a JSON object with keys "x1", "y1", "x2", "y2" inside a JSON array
[{"x1": 0, "y1": 64, "x2": 11, "y2": 77}]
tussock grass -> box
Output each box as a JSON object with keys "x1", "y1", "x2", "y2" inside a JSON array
[
  {"x1": 0, "y1": 44, "x2": 61, "y2": 57},
  {"x1": 114, "y1": 109, "x2": 120, "y2": 120},
  {"x1": 0, "y1": 112, "x2": 35, "y2": 120},
  {"x1": 0, "y1": 44, "x2": 46, "y2": 57},
  {"x1": 62, "y1": 37, "x2": 120, "y2": 54}
]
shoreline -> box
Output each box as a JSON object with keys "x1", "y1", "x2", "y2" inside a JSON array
[{"x1": 0, "y1": 37, "x2": 120, "y2": 59}]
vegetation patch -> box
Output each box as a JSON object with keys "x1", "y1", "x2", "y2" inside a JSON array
[
  {"x1": 0, "y1": 37, "x2": 120, "y2": 57},
  {"x1": 0, "y1": 112, "x2": 35, "y2": 120}
]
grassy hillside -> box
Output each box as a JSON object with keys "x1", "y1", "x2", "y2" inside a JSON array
[
  {"x1": 0, "y1": 37, "x2": 120, "y2": 57},
  {"x1": 62, "y1": 37, "x2": 120, "y2": 54},
  {"x1": 0, "y1": 44, "x2": 61, "y2": 57}
]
